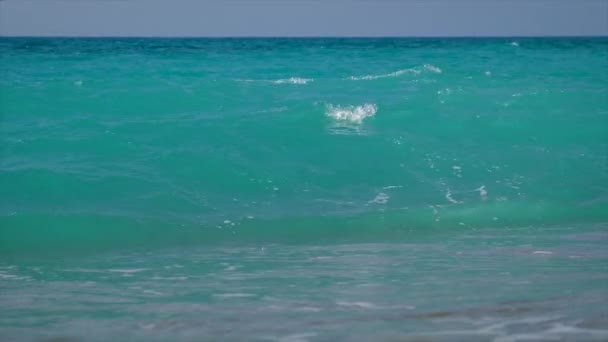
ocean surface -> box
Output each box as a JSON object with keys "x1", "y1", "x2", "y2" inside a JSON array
[{"x1": 1, "y1": 38, "x2": 607, "y2": 341}]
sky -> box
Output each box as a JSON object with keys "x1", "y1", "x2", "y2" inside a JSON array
[{"x1": 0, "y1": 0, "x2": 607, "y2": 37}]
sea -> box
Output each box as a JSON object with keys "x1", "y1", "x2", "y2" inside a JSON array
[{"x1": 1, "y1": 38, "x2": 607, "y2": 341}]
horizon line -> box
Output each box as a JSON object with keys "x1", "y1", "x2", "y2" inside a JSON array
[{"x1": 1, "y1": 34, "x2": 607, "y2": 39}]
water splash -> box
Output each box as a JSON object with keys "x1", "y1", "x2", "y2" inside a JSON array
[{"x1": 326, "y1": 103, "x2": 377, "y2": 124}]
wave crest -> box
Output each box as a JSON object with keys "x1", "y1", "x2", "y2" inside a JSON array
[
  {"x1": 236, "y1": 77, "x2": 313, "y2": 85},
  {"x1": 326, "y1": 103, "x2": 377, "y2": 123},
  {"x1": 348, "y1": 64, "x2": 442, "y2": 81},
  {"x1": 272, "y1": 77, "x2": 313, "y2": 85},
  {"x1": 423, "y1": 64, "x2": 442, "y2": 74},
  {"x1": 348, "y1": 69, "x2": 419, "y2": 81}
]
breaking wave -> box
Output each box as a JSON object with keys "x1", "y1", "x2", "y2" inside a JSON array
[
  {"x1": 348, "y1": 64, "x2": 442, "y2": 81},
  {"x1": 325, "y1": 103, "x2": 377, "y2": 123},
  {"x1": 236, "y1": 77, "x2": 313, "y2": 85},
  {"x1": 272, "y1": 77, "x2": 313, "y2": 84},
  {"x1": 348, "y1": 69, "x2": 419, "y2": 81}
]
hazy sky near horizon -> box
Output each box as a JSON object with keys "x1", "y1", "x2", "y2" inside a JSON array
[{"x1": 0, "y1": 0, "x2": 607, "y2": 37}]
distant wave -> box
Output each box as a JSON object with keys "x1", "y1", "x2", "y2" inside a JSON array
[
  {"x1": 235, "y1": 77, "x2": 313, "y2": 85},
  {"x1": 347, "y1": 64, "x2": 442, "y2": 81},
  {"x1": 348, "y1": 69, "x2": 419, "y2": 81},
  {"x1": 326, "y1": 103, "x2": 377, "y2": 123},
  {"x1": 272, "y1": 77, "x2": 313, "y2": 84}
]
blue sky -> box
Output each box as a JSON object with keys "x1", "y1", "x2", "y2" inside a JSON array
[{"x1": 0, "y1": 0, "x2": 606, "y2": 37}]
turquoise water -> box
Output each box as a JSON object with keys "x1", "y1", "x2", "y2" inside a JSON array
[{"x1": 1, "y1": 38, "x2": 607, "y2": 341}]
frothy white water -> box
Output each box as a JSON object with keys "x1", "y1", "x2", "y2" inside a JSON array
[
  {"x1": 477, "y1": 186, "x2": 488, "y2": 200},
  {"x1": 423, "y1": 64, "x2": 442, "y2": 74},
  {"x1": 348, "y1": 68, "x2": 419, "y2": 81},
  {"x1": 382, "y1": 185, "x2": 403, "y2": 190},
  {"x1": 326, "y1": 103, "x2": 377, "y2": 123},
  {"x1": 272, "y1": 77, "x2": 313, "y2": 85},
  {"x1": 236, "y1": 77, "x2": 313, "y2": 85},
  {"x1": 445, "y1": 189, "x2": 463, "y2": 204},
  {"x1": 348, "y1": 64, "x2": 441, "y2": 81},
  {"x1": 108, "y1": 268, "x2": 148, "y2": 273},
  {"x1": 369, "y1": 192, "x2": 390, "y2": 204},
  {"x1": 532, "y1": 251, "x2": 553, "y2": 255},
  {"x1": 337, "y1": 301, "x2": 378, "y2": 309}
]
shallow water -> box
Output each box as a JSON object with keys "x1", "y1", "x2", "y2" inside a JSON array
[{"x1": 2, "y1": 225, "x2": 607, "y2": 341}]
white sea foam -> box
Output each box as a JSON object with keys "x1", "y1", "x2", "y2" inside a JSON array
[
  {"x1": 477, "y1": 186, "x2": 488, "y2": 200},
  {"x1": 326, "y1": 103, "x2": 377, "y2": 123},
  {"x1": 236, "y1": 77, "x2": 313, "y2": 85},
  {"x1": 510, "y1": 41, "x2": 520, "y2": 47},
  {"x1": 337, "y1": 301, "x2": 378, "y2": 309},
  {"x1": 424, "y1": 64, "x2": 442, "y2": 73},
  {"x1": 369, "y1": 192, "x2": 390, "y2": 204},
  {"x1": 452, "y1": 165, "x2": 463, "y2": 178},
  {"x1": 272, "y1": 77, "x2": 313, "y2": 85},
  {"x1": 62, "y1": 268, "x2": 106, "y2": 273},
  {"x1": 108, "y1": 268, "x2": 148, "y2": 273},
  {"x1": 0, "y1": 273, "x2": 30, "y2": 280},
  {"x1": 348, "y1": 64, "x2": 442, "y2": 81},
  {"x1": 348, "y1": 68, "x2": 419, "y2": 81},
  {"x1": 382, "y1": 185, "x2": 403, "y2": 190},
  {"x1": 445, "y1": 189, "x2": 463, "y2": 204}
]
